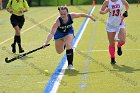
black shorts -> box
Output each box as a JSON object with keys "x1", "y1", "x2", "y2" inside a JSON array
[{"x1": 10, "y1": 14, "x2": 25, "y2": 28}]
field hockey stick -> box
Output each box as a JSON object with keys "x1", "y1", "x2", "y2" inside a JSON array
[
  {"x1": 114, "y1": 16, "x2": 125, "y2": 42},
  {"x1": 5, "y1": 44, "x2": 50, "y2": 63}
]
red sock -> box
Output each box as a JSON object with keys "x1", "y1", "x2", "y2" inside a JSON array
[
  {"x1": 109, "y1": 45, "x2": 115, "y2": 58},
  {"x1": 117, "y1": 42, "x2": 125, "y2": 48}
]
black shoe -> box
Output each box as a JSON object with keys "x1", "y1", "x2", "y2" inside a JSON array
[
  {"x1": 19, "y1": 48, "x2": 24, "y2": 53},
  {"x1": 117, "y1": 47, "x2": 122, "y2": 56},
  {"x1": 110, "y1": 58, "x2": 116, "y2": 64},
  {"x1": 11, "y1": 44, "x2": 16, "y2": 53}
]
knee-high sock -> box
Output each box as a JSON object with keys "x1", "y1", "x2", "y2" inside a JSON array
[
  {"x1": 109, "y1": 45, "x2": 115, "y2": 58},
  {"x1": 66, "y1": 49, "x2": 73, "y2": 65},
  {"x1": 13, "y1": 35, "x2": 17, "y2": 45},
  {"x1": 16, "y1": 36, "x2": 22, "y2": 49}
]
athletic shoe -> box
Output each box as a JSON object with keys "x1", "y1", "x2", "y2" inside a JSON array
[
  {"x1": 19, "y1": 47, "x2": 24, "y2": 53},
  {"x1": 11, "y1": 43, "x2": 16, "y2": 53},
  {"x1": 117, "y1": 47, "x2": 122, "y2": 56},
  {"x1": 68, "y1": 64, "x2": 75, "y2": 70},
  {"x1": 110, "y1": 58, "x2": 116, "y2": 64}
]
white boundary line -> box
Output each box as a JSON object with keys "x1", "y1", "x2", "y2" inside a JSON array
[
  {"x1": 81, "y1": 49, "x2": 140, "y2": 52},
  {"x1": 0, "y1": 13, "x2": 58, "y2": 46}
]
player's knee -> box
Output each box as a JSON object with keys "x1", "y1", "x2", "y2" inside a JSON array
[
  {"x1": 56, "y1": 51, "x2": 62, "y2": 54},
  {"x1": 120, "y1": 40, "x2": 125, "y2": 45},
  {"x1": 109, "y1": 43, "x2": 115, "y2": 47},
  {"x1": 15, "y1": 32, "x2": 20, "y2": 36},
  {"x1": 56, "y1": 49, "x2": 63, "y2": 54},
  {"x1": 66, "y1": 43, "x2": 72, "y2": 49},
  {"x1": 15, "y1": 30, "x2": 20, "y2": 35}
]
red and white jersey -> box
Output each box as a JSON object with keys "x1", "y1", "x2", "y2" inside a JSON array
[{"x1": 107, "y1": 0, "x2": 123, "y2": 27}]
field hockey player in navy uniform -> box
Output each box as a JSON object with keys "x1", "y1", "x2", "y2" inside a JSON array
[{"x1": 43, "y1": 6, "x2": 96, "y2": 70}]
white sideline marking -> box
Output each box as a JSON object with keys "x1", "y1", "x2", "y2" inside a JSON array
[{"x1": 81, "y1": 49, "x2": 140, "y2": 52}]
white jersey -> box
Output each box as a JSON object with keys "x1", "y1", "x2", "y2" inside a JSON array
[{"x1": 107, "y1": 0, "x2": 123, "y2": 27}]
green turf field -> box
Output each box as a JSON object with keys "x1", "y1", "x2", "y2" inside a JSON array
[{"x1": 0, "y1": 4, "x2": 140, "y2": 93}]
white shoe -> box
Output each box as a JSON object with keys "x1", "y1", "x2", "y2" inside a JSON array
[{"x1": 68, "y1": 65, "x2": 75, "y2": 70}]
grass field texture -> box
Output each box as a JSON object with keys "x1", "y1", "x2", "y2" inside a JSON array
[{"x1": 0, "y1": 4, "x2": 140, "y2": 93}]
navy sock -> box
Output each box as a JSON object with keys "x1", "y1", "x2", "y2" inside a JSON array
[
  {"x1": 16, "y1": 36, "x2": 22, "y2": 49},
  {"x1": 66, "y1": 49, "x2": 73, "y2": 65},
  {"x1": 13, "y1": 35, "x2": 17, "y2": 45}
]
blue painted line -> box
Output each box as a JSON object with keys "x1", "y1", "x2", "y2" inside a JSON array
[
  {"x1": 43, "y1": 6, "x2": 95, "y2": 93},
  {"x1": 72, "y1": 7, "x2": 94, "y2": 46}
]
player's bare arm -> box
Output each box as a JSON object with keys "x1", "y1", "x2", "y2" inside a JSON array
[
  {"x1": 99, "y1": 0, "x2": 109, "y2": 14},
  {"x1": 121, "y1": 0, "x2": 129, "y2": 11},
  {"x1": 6, "y1": 2, "x2": 13, "y2": 13},
  {"x1": 70, "y1": 13, "x2": 96, "y2": 21},
  {"x1": 122, "y1": 0, "x2": 129, "y2": 17},
  {"x1": 43, "y1": 19, "x2": 60, "y2": 46}
]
